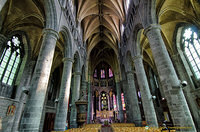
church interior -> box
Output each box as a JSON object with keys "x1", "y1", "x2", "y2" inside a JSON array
[{"x1": 0, "y1": 0, "x2": 200, "y2": 132}]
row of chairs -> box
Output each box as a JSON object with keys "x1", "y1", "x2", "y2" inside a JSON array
[
  {"x1": 84, "y1": 124, "x2": 102, "y2": 129},
  {"x1": 65, "y1": 127, "x2": 100, "y2": 132},
  {"x1": 112, "y1": 127, "x2": 176, "y2": 132},
  {"x1": 65, "y1": 124, "x2": 101, "y2": 132},
  {"x1": 112, "y1": 127, "x2": 162, "y2": 132},
  {"x1": 111, "y1": 123, "x2": 135, "y2": 127},
  {"x1": 111, "y1": 123, "x2": 176, "y2": 132}
]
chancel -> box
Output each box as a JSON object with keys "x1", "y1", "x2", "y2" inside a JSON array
[{"x1": 0, "y1": 0, "x2": 200, "y2": 132}]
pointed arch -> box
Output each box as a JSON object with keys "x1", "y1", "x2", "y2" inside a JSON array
[
  {"x1": 60, "y1": 26, "x2": 73, "y2": 59},
  {"x1": 44, "y1": 0, "x2": 58, "y2": 30}
]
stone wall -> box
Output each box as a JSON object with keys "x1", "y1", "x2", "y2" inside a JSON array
[{"x1": 0, "y1": 97, "x2": 20, "y2": 132}]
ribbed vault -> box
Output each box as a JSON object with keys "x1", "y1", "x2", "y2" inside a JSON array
[{"x1": 77, "y1": 0, "x2": 125, "y2": 54}]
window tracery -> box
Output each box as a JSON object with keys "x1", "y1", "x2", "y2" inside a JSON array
[
  {"x1": 182, "y1": 27, "x2": 200, "y2": 79},
  {"x1": 0, "y1": 35, "x2": 24, "y2": 86},
  {"x1": 101, "y1": 69, "x2": 105, "y2": 79}
]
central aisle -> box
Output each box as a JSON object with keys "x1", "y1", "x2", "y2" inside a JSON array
[{"x1": 101, "y1": 126, "x2": 113, "y2": 132}]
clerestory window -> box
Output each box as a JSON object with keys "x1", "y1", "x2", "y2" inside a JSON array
[
  {"x1": 182, "y1": 27, "x2": 200, "y2": 80},
  {"x1": 0, "y1": 35, "x2": 24, "y2": 86}
]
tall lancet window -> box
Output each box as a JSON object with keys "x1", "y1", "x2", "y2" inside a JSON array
[
  {"x1": 109, "y1": 68, "x2": 113, "y2": 78},
  {"x1": 94, "y1": 69, "x2": 97, "y2": 78},
  {"x1": 101, "y1": 69, "x2": 105, "y2": 79},
  {"x1": 182, "y1": 27, "x2": 200, "y2": 79},
  {"x1": 0, "y1": 35, "x2": 24, "y2": 86}
]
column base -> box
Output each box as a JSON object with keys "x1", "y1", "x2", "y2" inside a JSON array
[
  {"x1": 134, "y1": 120, "x2": 142, "y2": 127},
  {"x1": 70, "y1": 120, "x2": 78, "y2": 128},
  {"x1": 87, "y1": 116, "x2": 91, "y2": 124}
]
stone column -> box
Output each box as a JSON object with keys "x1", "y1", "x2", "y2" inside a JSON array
[
  {"x1": 106, "y1": 94, "x2": 110, "y2": 111},
  {"x1": 144, "y1": 24, "x2": 196, "y2": 131},
  {"x1": 110, "y1": 92, "x2": 113, "y2": 110},
  {"x1": 19, "y1": 29, "x2": 59, "y2": 132},
  {"x1": 54, "y1": 58, "x2": 73, "y2": 131},
  {"x1": 69, "y1": 72, "x2": 81, "y2": 128},
  {"x1": 126, "y1": 71, "x2": 142, "y2": 126},
  {"x1": 121, "y1": 80, "x2": 129, "y2": 122},
  {"x1": 148, "y1": 69, "x2": 165, "y2": 123},
  {"x1": 99, "y1": 96, "x2": 101, "y2": 111},
  {"x1": 0, "y1": 0, "x2": 7, "y2": 14},
  {"x1": 87, "y1": 76, "x2": 92, "y2": 123},
  {"x1": 80, "y1": 81, "x2": 88, "y2": 101},
  {"x1": 172, "y1": 53, "x2": 200, "y2": 131},
  {"x1": 12, "y1": 61, "x2": 35, "y2": 132},
  {"x1": 116, "y1": 82, "x2": 124, "y2": 122},
  {"x1": 91, "y1": 94, "x2": 94, "y2": 121},
  {"x1": 0, "y1": 34, "x2": 7, "y2": 58},
  {"x1": 134, "y1": 56, "x2": 158, "y2": 127}
]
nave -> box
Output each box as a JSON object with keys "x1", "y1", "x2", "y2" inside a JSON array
[{"x1": 0, "y1": 0, "x2": 199, "y2": 132}]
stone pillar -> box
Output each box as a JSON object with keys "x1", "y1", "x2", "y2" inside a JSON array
[
  {"x1": 144, "y1": 24, "x2": 196, "y2": 131},
  {"x1": 12, "y1": 61, "x2": 35, "y2": 132},
  {"x1": 80, "y1": 81, "x2": 88, "y2": 101},
  {"x1": 121, "y1": 80, "x2": 129, "y2": 122},
  {"x1": 116, "y1": 82, "x2": 124, "y2": 122},
  {"x1": 126, "y1": 71, "x2": 142, "y2": 126},
  {"x1": 87, "y1": 76, "x2": 92, "y2": 123},
  {"x1": 110, "y1": 92, "x2": 113, "y2": 110},
  {"x1": 134, "y1": 56, "x2": 158, "y2": 127},
  {"x1": 54, "y1": 58, "x2": 73, "y2": 131},
  {"x1": 171, "y1": 53, "x2": 200, "y2": 131},
  {"x1": 99, "y1": 96, "x2": 101, "y2": 111},
  {"x1": 0, "y1": 0, "x2": 7, "y2": 14},
  {"x1": 19, "y1": 29, "x2": 59, "y2": 132},
  {"x1": 69, "y1": 72, "x2": 81, "y2": 128},
  {"x1": 148, "y1": 69, "x2": 165, "y2": 123},
  {"x1": 91, "y1": 94, "x2": 94, "y2": 121},
  {"x1": 0, "y1": 34, "x2": 7, "y2": 58},
  {"x1": 106, "y1": 94, "x2": 110, "y2": 111}
]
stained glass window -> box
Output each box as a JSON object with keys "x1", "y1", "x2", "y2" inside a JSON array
[
  {"x1": 182, "y1": 27, "x2": 200, "y2": 79},
  {"x1": 109, "y1": 68, "x2": 113, "y2": 77},
  {"x1": 94, "y1": 69, "x2": 97, "y2": 78},
  {"x1": 121, "y1": 93, "x2": 126, "y2": 110},
  {"x1": 138, "y1": 91, "x2": 141, "y2": 98},
  {"x1": 113, "y1": 94, "x2": 117, "y2": 111},
  {"x1": 101, "y1": 69, "x2": 105, "y2": 78},
  {"x1": 0, "y1": 35, "x2": 24, "y2": 86},
  {"x1": 101, "y1": 92, "x2": 108, "y2": 110}
]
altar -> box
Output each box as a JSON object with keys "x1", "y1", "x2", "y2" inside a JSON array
[
  {"x1": 96, "y1": 110, "x2": 115, "y2": 123},
  {"x1": 96, "y1": 110, "x2": 114, "y2": 119}
]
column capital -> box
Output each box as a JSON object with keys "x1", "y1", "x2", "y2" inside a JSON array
[
  {"x1": 115, "y1": 72, "x2": 120, "y2": 75},
  {"x1": 115, "y1": 81, "x2": 121, "y2": 85},
  {"x1": 43, "y1": 28, "x2": 59, "y2": 40},
  {"x1": 62, "y1": 57, "x2": 74, "y2": 63},
  {"x1": 74, "y1": 72, "x2": 81, "y2": 75},
  {"x1": 143, "y1": 24, "x2": 161, "y2": 36},
  {"x1": 126, "y1": 70, "x2": 134, "y2": 75},
  {"x1": 82, "y1": 80, "x2": 88, "y2": 83},
  {"x1": 133, "y1": 55, "x2": 143, "y2": 61}
]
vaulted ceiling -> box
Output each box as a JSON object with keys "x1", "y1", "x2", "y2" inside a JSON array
[
  {"x1": 77, "y1": 0, "x2": 126, "y2": 72},
  {"x1": 77, "y1": 0, "x2": 125, "y2": 55}
]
